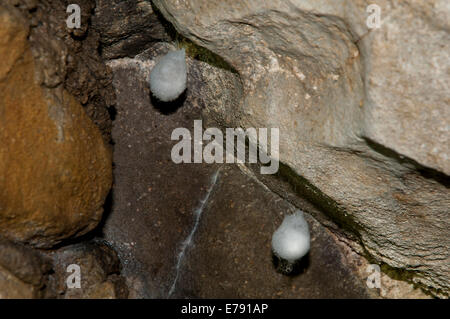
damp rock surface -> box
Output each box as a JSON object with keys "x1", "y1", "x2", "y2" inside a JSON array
[{"x1": 103, "y1": 44, "x2": 221, "y2": 298}]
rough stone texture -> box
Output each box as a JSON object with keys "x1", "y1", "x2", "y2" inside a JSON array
[
  {"x1": 0, "y1": 266, "x2": 37, "y2": 299},
  {"x1": 171, "y1": 165, "x2": 372, "y2": 299},
  {"x1": 359, "y1": 1, "x2": 450, "y2": 175},
  {"x1": 103, "y1": 44, "x2": 220, "y2": 298},
  {"x1": 0, "y1": 238, "x2": 52, "y2": 298},
  {"x1": 155, "y1": 0, "x2": 366, "y2": 148},
  {"x1": 50, "y1": 240, "x2": 128, "y2": 299},
  {"x1": 101, "y1": 44, "x2": 392, "y2": 299},
  {"x1": 153, "y1": 0, "x2": 450, "y2": 296},
  {"x1": 93, "y1": 0, "x2": 171, "y2": 60},
  {"x1": 9, "y1": 0, "x2": 117, "y2": 143},
  {"x1": 0, "y1": 3, "x2": 112, "y2": 248},
  {"x1": 1, "y1": 0, "x2": 445, "y2": 299},
  {"x1": 327, "y1": 232, "x2": 431, "y2": 299},
  {"x1": 0, "y1": 237, "x2": 127, "y2": 299}
]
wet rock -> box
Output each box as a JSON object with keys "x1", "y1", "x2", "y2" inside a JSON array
[
  {"x1": 0, "y1": 237, "x2": 127, "y2": 299},
  {"x1": 0, "y1": 238, "x2": 52, "y2": 298},
  {"x1": 153, "y1": 0, "x2": 450, "y2": 296},
  {"x1": 50, "y1": 240, "x2": 128, "y2": 299},
  {"x1": 0, "y1": 3, "x2": 112, "y2": 248}
]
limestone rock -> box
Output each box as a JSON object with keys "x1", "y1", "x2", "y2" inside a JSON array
[
  {"x1": 153, "y1": 0, "x2": 450, "y2": 295},
  {"x1": 102, "y1": 47, "x2": 378, "y2": 298},
  {"x1": 360, "y1": 1, "x2": 450, "y2": 175},
  {"x1": 0, "y1": 4, "x2": 112, "y2": 248}
]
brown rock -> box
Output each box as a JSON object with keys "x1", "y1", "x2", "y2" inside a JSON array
[
  {"x1": 0, "y1": 4, "x2": 112, "y2": 248},
  {"x1": 0, "y1": 266, "x2": 36, "y2": 299},
  {"x1": 0, "y1": 3, "x2": 28, "y2": 82},
  {"x1": 10, "y1": 0, "x2": 117, "y2": 143},
  {"x1": 50, "y1": 240, "x2": 128, "y2": 299},
  {"x1": 0, "y1": 238, "x2": 52, "y2": 298}
]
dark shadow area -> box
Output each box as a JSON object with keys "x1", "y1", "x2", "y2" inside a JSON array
[
  {"x1": 48, "y1": 226, "x2": 98, "y2": 250},
  {"x1": 272, "y1": 252, "x2": 310, "y2": 277},
  {"x1": 150, "y1": 89, "x2": 187, "y2": 115},
  {"x1": 107, "y1": 104, "x2": 117, "y2": 121},
  {"x1": 69, "y1": 29, "x2": 89, "y2": 41},
  {"x1": 149, "y1": 1, "x2": 178, "y2": 42},
  {"x1": 95, "y1": 189, "x2": 114, "y2": 238},
  {"x1": 364, "y1": 137, "x2": 450, "y2": 188}
]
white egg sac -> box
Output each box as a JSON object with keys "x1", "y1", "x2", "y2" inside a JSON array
[
  {"x1": 271, "y1": 210, "x2": 310, "y2": 262},
  {"x1": 149, "y1": 48, "x2": 187, "y2": 102}
]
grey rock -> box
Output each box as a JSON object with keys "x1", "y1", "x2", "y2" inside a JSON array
[
  {"x1": 170, "y1": 165, "x2": 372, "y2": 299},
  {"x1": 360, "y1": 1, "x2": 450, "y2": 175},
  {"x1": 102, "y1": 45, "x2": 376, "y2": 298},
  {"x1": 153, "y1": 0, "x2": 450, "y2": 296}
]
